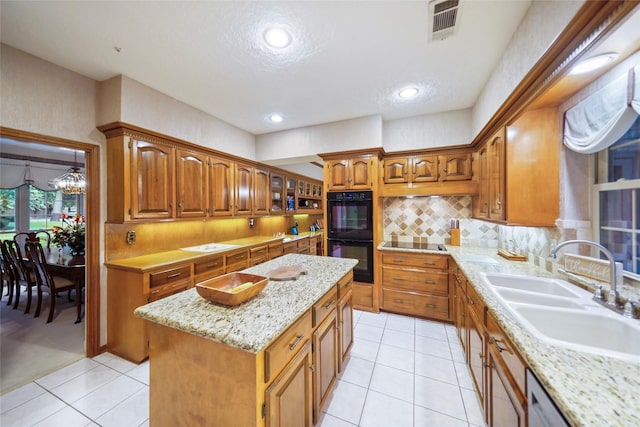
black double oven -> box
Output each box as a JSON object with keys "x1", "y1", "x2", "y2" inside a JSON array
[{"x1": 326, "y1": 191, "x2": 374, "y2": 283}]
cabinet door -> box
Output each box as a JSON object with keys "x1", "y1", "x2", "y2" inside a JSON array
[
  {"x1": 271, "y1": 173, "x2": 285, "y2": 214},
  {"x1": 350, "y1": 158, "x2": 372, "y2": 189},
  {"x1": 326, "y1": 160, "x2": 349, "y2": 191},
  {"x1": 454, "y1": 275, "x2": 467, "y2": 355},
  {"x1": 176, "y1": 149, "x2": 207, "y2": 218},
  {"x1": 312, "y1": 309, "x2": 338, "y2": 421},
  {"x1": 253, "y1": 167, "x2": 270, "y2": 215},
  {"x1": 209, "y1": 157, "x2": 234, "y2": 216},
  {"x1": 487, "y1": 345, "x2": 526, "y2": 427},
  {"x1": 266, "y1": 340, "x2": 313, "y2": 427},
  {"x1": 476, "y1": 146, "x2": 490, "y2": 218},
  {"x1": 489, "y1": 130, "x2": 505, "y2": 220},
  {"x1": 285, "y1": 177, "x2": 297, "y2": 213},
  {"x1": 383, "y1": 157, "x2": 409, "y2": 184},
  {"x1": 412, "y1": 155, "x2": 439, "y2": 182},
  {"x1": 338, "y1": 290, "x2": 353, "y2": 373},
  {"x1": 467, "y1": 303, "x2": 485, "y2": 405},
  {"x1": 130, "y1": 139, "x2": 175, "y2": 219},
  {"x1": 235, "y1": 163, "x2": 253, "y2": 215},
  {"x1": 441, "y1": 153, "x2": 472, "y2": 181}
]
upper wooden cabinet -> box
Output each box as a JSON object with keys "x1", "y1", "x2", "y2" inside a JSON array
[
  {"x1": 473, "y1": 108, "x2": 559, "y2": 226},
  {"x1": 176, "y1": 148, "x2": 208, "y2": 218},
  {"x1": 253, "y1": 167, "x2": 270, "y2": 216},
  {"x1": 130, "y1": 138, "x2": 175, "y2": 220},
  {"x1": 235, "y1": 162, "x2": 253, "y2": 216},
  {"x1": 208, "y1": 156, "x2": 235, "y2": 217},
  {"x1": 325, "y1": 156, "x2": 376, "y2": 191},
  {"x1": 474, "y1": 129, "x2": 505, "y2": 221},
  {"x1": 383, "y1": 153, "x2": 472, "y2": 184},
  {"x1": 270, "y1": 173, "x2": 285, "y2": 214}
]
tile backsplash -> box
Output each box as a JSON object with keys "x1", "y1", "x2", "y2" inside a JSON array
[{"x1": 383, "y1": 196, "x2": 499, "y2": 246}]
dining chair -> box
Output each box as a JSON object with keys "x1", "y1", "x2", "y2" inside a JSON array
[
  {"x1": 24, "y1": 241, "x2": 76, "y2": 323},
  {"x1": 1, "y1": 239, "x2": 37, "y2": 313},
  {"x1": 0, "y1": 244, "x2": 14, "y2": 304},
  {"x1": 14, "y1": 230, "x2": 51, "y2": 250}
]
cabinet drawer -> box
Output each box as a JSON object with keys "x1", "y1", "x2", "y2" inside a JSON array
[
  {"x1": 250, "y1": 245, "x2": 268, "y2": 259},
  {"x1": 313, "y1": 286, "x2": 338, "y2": 327},
  {"x1": 297, "y1": 239, "x2": 310, "y2": 250},
  {"x1": 194, "y1": 255, "x2": 225, "y2": 279},
  {"x1": 382, "y1": 289, "x2": 449, "y2": 320},
  {"x1": 486, "y1": 311, "x2": 527, "y2": 397},
  {"x1": 265, "y1": 310, "x2": 313, "y2": 383},
  {"x1": 268, "y1": 242, "x2": 283, "y2": 259},
  {"x1": 226, "y1": 250, "x2": 248, "y2": 264},
  {"x1": 382, "y1": 252, "x2": 448, "y2": 270},
  {"x1": 337, "y1": 271, "x2": 353, "y2": 299},
  {"x1": 466, "y1": 283, "x2": 486, "y2": 320},
  {"x1": 382, "y1": 266, "x2": 449, "y2": 295},
  {"x1": 148, "y1": 281, "x2": 189, "y2": 302},
  {"x1": 283, "y1": 242, "x2": 297, "y2": 254},
  {"x1": 149, "y1": 265, "x2": 191, "y2": 288}
]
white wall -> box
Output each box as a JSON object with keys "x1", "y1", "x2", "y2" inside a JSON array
[
  {"x1": 0, "y1": 43, "x2": 109, "y2": 345},
  {"x1": 382, "y1": 109, "x2": 473, "y2": 152},
  {"x1": 472, "y1": 0, "x2": 585, "y2": 137},
  {"x1": 98, "y1": 75, "x2": 257, "y2": 160},
  {"x1": 256, "y1": 115, "x2": 383, "y2": 162}
]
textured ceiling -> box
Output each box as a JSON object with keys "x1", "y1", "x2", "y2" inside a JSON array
[{"x1": 0, "y1": 0, "x2": 533, "y2": 135}]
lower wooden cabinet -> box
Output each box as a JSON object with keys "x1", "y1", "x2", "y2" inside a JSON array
[
  {"x1": 380, "y1": 251, "x2": 451, "y2": 321},
  {"x1": 453, "y1": 261, "x2": 529, "y2": 427},
  {"x1": 338, "y1": 289, "x2": 353, "y2": 372},
  {"x1": 312, "y1": 309, "x2": 338, "y2": 423},
  {"x1": 266, "y1": 340, "x2": 314, "y2": 427}
]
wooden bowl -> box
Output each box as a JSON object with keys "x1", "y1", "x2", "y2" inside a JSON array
[{"x1": 196, "y1": 272, "x2": 268, "y2": 306}]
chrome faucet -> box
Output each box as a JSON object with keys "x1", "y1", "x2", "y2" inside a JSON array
[{"x1": 550, "y1": 240, "x2": 620, "y2": 308}]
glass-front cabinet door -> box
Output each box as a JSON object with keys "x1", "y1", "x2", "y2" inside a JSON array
[
  {"x1": 286, "y1": 178, "x2": 296, "y2": 213},
  {"x1": 271, "y1": 173, "x2": 284, "y2": 213}
]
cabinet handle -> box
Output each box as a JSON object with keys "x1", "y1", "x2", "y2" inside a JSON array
[
  {"x1": 468, "y1": 297, "x2": 475, "y2": 305},
  {"x1": 424, "y1": 303, "x2": 437, "y2": 309},
  {"x1": 309, "y1": 364, "x2": 315, "y2": 373},
  {"x1": 423, "y1": 261, "x2": 436, "y2": 265},
  {"x1": 169, "y1": 202, "x2": 173, "y2": 208},
  {"x1": 392, "y1": 258, "x2": 404, "y2": 262},
  {"x1": 424, "y1": 280, "x2": 435, "y2": 285},
  {"x1": 166, "y1": 272, "x2": 182, "y2": 279},
  {"x1": 479, "y1": 352, "x2": 484, "y2": 360},
  {"x1": 392, "y1": 276, "x2": 406, "y2": 281},
  {"x1": 323, "y1": 299, "x2": 336, "y2": 309},
  {"x1": 393, "y1": 298, "x2": 404, "y2": 303},
  {"x1": 206, "y1": 263, "x2": 220, "y2": 268},
  {"x1": 289, "y1": 334, "x2": 304, "y2": 351},
  {"x1": 490, "y1": 336, "x2": 507, "y2": 353}
]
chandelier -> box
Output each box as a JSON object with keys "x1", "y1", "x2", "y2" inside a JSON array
[{"x1": 52, "y1": 152, "x2": 86, "y2": 195}]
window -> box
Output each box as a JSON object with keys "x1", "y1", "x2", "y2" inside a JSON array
[
  {"x1": 0, "y1": 188, "x2": 16, "y2": 233},
  {"x1": 595, "y1": 116, "x2": 640, "y2": 275}
]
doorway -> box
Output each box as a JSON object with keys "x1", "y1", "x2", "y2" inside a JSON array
[{"x1": 0, "y1": 127, "x2": 100, "y2": 394}]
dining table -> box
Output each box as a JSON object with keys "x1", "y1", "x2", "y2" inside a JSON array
[{"x1": 44, "y1": 248, "x2": 85, "y2": 324}]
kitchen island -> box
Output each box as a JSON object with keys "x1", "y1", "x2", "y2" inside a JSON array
[{"x1": 134, "y1": 254, "x2": 357, "y2": 427}]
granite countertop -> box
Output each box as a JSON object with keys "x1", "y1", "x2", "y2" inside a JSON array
[
  {"x1": 134, "y1": 254, "x2": 357, "y2": 354},
  {"x1": 105, "y1": 231, "x2": 323, "y2": 272},
  {"x1": 443, "y1": 246, "x2": 640, "y2": 427}
]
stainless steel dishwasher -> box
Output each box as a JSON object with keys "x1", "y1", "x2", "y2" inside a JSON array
[{"x1": 527, "y1": 369, "x2": 569, "y2": 427}]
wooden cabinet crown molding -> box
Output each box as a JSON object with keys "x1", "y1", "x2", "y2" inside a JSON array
[{"x1": 470, "y1": 0, "x2": 638, "y2": 148}]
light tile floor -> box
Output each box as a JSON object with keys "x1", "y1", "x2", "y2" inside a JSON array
[{"x1": 0, "y1": 310, "x2": 484, "y2": 427}]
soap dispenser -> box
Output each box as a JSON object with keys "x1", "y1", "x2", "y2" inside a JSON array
[{"x1": 291, "y1": 221, "x2": 299, "y2": 236}]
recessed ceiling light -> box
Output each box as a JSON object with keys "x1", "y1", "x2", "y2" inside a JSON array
[
  {"x1": 570, "y1": 53, "x2": 618, "y2": 75},
  {"x1": 264, "y1": 27, "x2": 291, "y2": 48},
  {"x1": 398, "y1": 87, "x2": 419, "y2": 99},
  {"x1": 269, "y1": 114, "x2": 284, "y2": 123}
]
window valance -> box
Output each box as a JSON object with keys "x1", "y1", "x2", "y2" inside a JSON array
[{"x1": 563, "y1": 65, "x2": 640, "y2": 154}]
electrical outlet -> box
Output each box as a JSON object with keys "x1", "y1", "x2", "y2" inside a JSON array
[{"x1": 126, "y1": 230, "x2": 136, "y2": 245}]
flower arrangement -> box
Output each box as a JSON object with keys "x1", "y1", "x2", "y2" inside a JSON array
[{"x1": 52, "y1": 213, "x2": 86, "y2": 255}]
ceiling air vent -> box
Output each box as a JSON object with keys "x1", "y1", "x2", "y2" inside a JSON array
[{"x1": 429, "y1": 0, "x2": 461, "y2": 41}]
